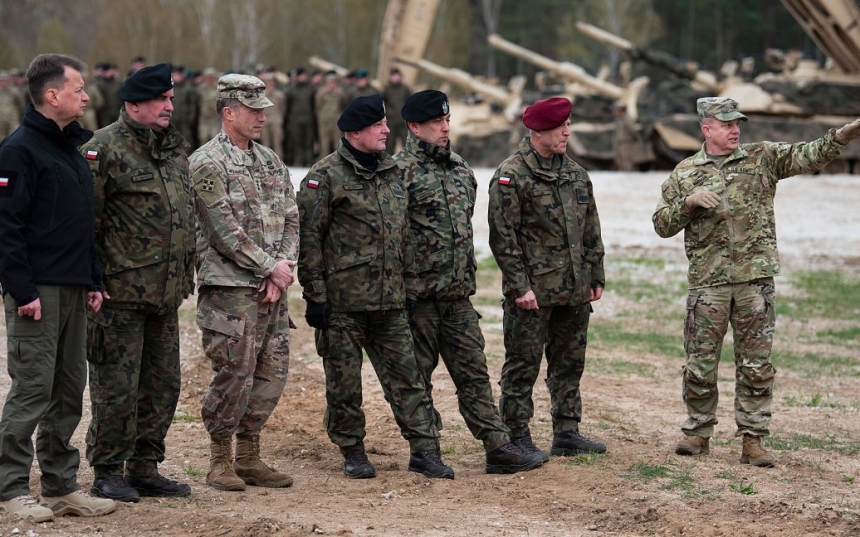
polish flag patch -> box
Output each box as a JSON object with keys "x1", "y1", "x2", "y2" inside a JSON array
[
  {"x1": 498, "y1": 176, "x2": 511, "y2": 186},
  {"x1": 0, "y1": 177, "x2": 8, "y2": 187},
  {"x1": 307, "y1": 178, "x2": 320, "y2": 189},
  {"x1": 85, "y1": 150, "x2": 99, "y2": 160}
]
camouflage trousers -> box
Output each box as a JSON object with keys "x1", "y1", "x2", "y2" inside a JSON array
[
  {"x1": 198, "y1": 286, "x2": 291, "y2": 440},
  {"x1": 410, "y1": 298, "x2": 510, "y2": 452},
  {"x1": 682, "y1": 278, "x2": 776, "y2": 438},
  {"x1": 499, "y1": 299, "x2": 592, "y2": 438},
  {"x1": 317, "y1": 120, "x2": 340, "y2": 158},
  {"x1": 86, "y1": 306, "x2": 181, "y2": 477},
  {"x1": 315, "y1": 309, "x2": 438, "y2": 453}
]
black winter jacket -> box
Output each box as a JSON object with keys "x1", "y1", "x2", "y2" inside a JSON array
[{"x1": 0, "y1": 105, "x2": 100, "y2": 305}]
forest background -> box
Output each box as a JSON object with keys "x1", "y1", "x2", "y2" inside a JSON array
[{"x1": 0, "y1": 0, "x2": 822, "y2": 87}]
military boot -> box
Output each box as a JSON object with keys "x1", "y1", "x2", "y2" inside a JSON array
[
  {"x1": 234, "y1": 434, "x2": 294, "y2": 488},
  {"x1": 408, "y1": 450, "x2": 455, "y2": 479},
  {"x1": 512, "y1": 435, "x2": 549, "y2": 463},
  {"x1": 740, "y1": 434, "x2": 776, "y2": 467},
  {"x1": 486, "y1": 442, "x2": 545, "y2": 474},
  {"x1": 550, "y1": 431, "x2": 607, "y2": 456},
  {"x1": 207, "y1": 436, "x2": 246, "y2": 491},
  {"x1": 341, "y1": 446, "x2": 376, "y2": 479},
  {"x1": 675, "y1": 435, "x2": 710, "y2": 456}
]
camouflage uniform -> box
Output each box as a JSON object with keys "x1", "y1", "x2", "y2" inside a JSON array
[
  {"x1": 285, "y1": 81, "x2": 317, "y2": 166},
  {"x1": 95, "y1": 76, "x2": 122, "y2": 129},
  {"x1": 172, "y1": 79, "x2": 200, "y2": 150},
  {"x1": 196, "y1": 83, "x2": 221, "y2": 146},
  {"x1": 314, "y1": 83, "x2": 345, "y2": 156},
  {"x1": 81, "y1": 108, "x2": 194, "y2": 479},
  {"x1": 260, "y1": 86, "x2": 286, "y2": 158},
  {"x1": 488, "y1": 137, "x2": 605, "y2": 438},
  {"x1": 382, "y1": 81, "x2": 411, "y2": 154},
  {"x1": 395, "y1": 131, "x2": 510, "y2": 452},
  {"x1": 653, "y1": 118, "x2": 846, "y2": 438},
  {"x1": 190, "y1": 130, "x2": 298, "y2": 439},
  {"x1": 297, "y1": 139, "x2": 438, "y2": 453}
]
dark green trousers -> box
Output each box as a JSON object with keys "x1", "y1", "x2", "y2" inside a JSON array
[
  {"x1": 86, "y1": 307, "x2": 181, "y2": 477},
  {"x1": 0, "y1": 285, "x2": 87, "y2": 500}
]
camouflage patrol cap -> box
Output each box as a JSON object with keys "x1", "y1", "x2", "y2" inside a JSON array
[
  {"x1": 697, "y1": 97, "x2": 748, "y2": 121},
  {"x1": 217, "y1": 74, "x2": 273, "y2": 109}
]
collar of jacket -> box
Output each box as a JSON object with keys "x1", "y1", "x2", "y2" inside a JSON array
[
  {"x1": 213, "y1": 129, "x2": 269, "y2": 167},
  {"x1": 22, "y1": 104, "x2": 93, "y2": 148},
  {"x1": 118, "y1": 108, "x2": 187, "y2": 157},
  {"x1": 337, "y1": 138, "x2": 397, "y2": 179},
  {"x1": 404, "y1": 130, "x2": 452, "y2": 165},
  {"x1": 518, "y1": 136, "x2": 571, "y2": 180},
  {"x1": 690, "y1": 141, "x2": 749, "y2": 167}
]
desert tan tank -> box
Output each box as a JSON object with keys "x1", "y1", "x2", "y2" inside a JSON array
[{"x1": 576, "y1": 3, "x2": 860, "y2": 173}]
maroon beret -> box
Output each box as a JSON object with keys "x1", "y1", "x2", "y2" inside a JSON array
[{"x1": 522, "y1": 97, "x2": 572, "y2": 131}]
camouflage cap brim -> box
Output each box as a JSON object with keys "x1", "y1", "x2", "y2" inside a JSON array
[
  {"x1": 239, "y1": 93, "x2": 274, "y2": 109},
  {"x1": 713, "y1": 111, "x2": 748, "y2": 121}
]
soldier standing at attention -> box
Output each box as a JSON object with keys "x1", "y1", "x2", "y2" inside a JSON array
[
  {"x1": 82, "y1": 63, "x2": 195, "y2": 502},
  {"x1": 190, "y1": 74, "x2": 298, "y2": 492},
  {"x1": 0, "y1": 53, "x2": 115, "y2": 523},
  {"x1": 488, "y1": 96, "x2": 607, "y2": 461},
  {"x1": 314, "y1": 71, "x2": 345, "y2": 157},
  {"x1": 381, "y1": 68, "x2": 411, "y2": 154},
  {"x1": 395, "y1": 90, "x2": 544, "y2": 474},
  {"x1": 297, "y1": 94, "x2": 454, "y2": 480},
  {"x1": 284, "y1": 67, "x2": 316, "y2": 166},
  {"x1": 653, "y1": 97, "x2": 860, "y2": 467}
]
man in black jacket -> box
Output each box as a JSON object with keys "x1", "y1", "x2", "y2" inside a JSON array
[{"x1": 0, "y1": 53, "x2": 115, "y2": 523}]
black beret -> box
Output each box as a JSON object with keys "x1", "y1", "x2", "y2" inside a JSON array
[
  {"x1": 119, "y1": 62, "x2": 174, "y2": 102},
  {"x1": 338, "y1": 94, "x2": 386, "y2": 132},
  {"x1": 401, "y1": 89, "x2": 450, "y2": 123}
]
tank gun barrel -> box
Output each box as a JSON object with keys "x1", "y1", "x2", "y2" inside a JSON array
[
  {"x1": 574, "y1": 21, "x2": 721, "y2": 92},
  {"x1": 396, "y1": 57, "x2": 514, "y2": 104},
  {"x1": 308, "y1": 56, "x2": 349, "y2": 77},
  {"x1": 487, "y1": 33, "x2": 624, "y2": 100}
]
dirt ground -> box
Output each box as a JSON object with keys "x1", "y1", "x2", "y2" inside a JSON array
[{"x1": 1, "y1": 171, "x2": 859, "y2": 537}]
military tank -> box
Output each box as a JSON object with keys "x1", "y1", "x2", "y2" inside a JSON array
[{"x1": 576, "y1": 0, "x2": 860, "y2": 173}]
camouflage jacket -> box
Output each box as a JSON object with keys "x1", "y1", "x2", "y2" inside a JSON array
[
  {"x1": 298, "y1": 140, "x2": 411, "y2": 312},
  {"x1": 395, "y1": 132, "x2": 477, "y2": 301},
  {"x1": 314, "y1": 85, "x2": 344, "y2": 124},
  {"x1": 488, "y1": 137, "x2": 605, "y2": 307},
  {"x1": 652, "y1": 129, "x2": 846, "y2": 289},
  {"x1": 81, "y1": 109, "x2": 195, "y2": 311},
  {"x1": 189, "y1": 130, "x2": 299, "y2": 288}
]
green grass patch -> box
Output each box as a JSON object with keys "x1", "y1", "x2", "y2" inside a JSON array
[
  {"x1": 843, "y1": 476, "x2": 855, "y2": 484},
  {"x1": 784, "y1": 393, "x2": 845, "y2": 409},
  {"x1": 766, "y1": 433, "x2": 860, "y2": 454},
  {"x1": 778, "y1": 270, "x2": 860, "y2": 320},
  {"x1": 173, "y1": 411, "x2": 201, "y2": 423},
  {"x1": 625, "y1": 461, "x2": 671, "y2": 482},
  {"x1": 816, "y1": 326, "x2": 860, "y2": 345},
  {"x1": 590, "y1": 322, "x2": 684, "y2": 359},
  {"x1": 730, "y1": 482, "x2": 757, "y2": 495},
  {"x1": 563, "y1": 452, "x2": 605, "y2": 465},
  {"x1": 772, "y1": 350, "x2": 860, "y2": 378},
  {"x1": 185, "y1": 467, "x2": 205, "y2": 478}
]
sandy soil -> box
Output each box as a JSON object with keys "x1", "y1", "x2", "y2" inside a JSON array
[{"x1": 1, "y1": 171, "x2": 859, "y2": 536}]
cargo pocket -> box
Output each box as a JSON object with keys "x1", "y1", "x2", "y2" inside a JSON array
[
  {"x1": 197, "y1": 307, "x2": 246, "y2": 371},
  {"x1": 683, "y1": 292, "x2": 702, "y2": 356},
  {"x1": 86, "y1": 309, "x2": 115, "y2": 365}
]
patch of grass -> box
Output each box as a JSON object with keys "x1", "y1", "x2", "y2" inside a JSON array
[
  {"x1": 185, "y1": 467, "x2": 205, "y2": 478},
  {"x1": 173, "y1": 411, "x2": 201, "y2": 423},
  {"x1": 730, "y1": 482, "x2": 757, "y2": 495},
  {"x1": 714, "y1": 469, "x2": 735, "y2": 480},
  {"x1": 625, "y1": 461, "x2": 671, "y2": 482},
  {"x1": 772, "y1": 350, "x2": 860, "y2": 378},
  {"x1": 590, "y1": 357, "x2": 657, "y2": 378},
  {"x1": 778, "y1": 270, "x2": 860, "y2": 320},
  {"x1": 785, "y1": 393, "x2": 845, "y2": 409},
  {"x1": 842, "y1": 476, "x2": 855, "y2": 484},
  {"x1": 766, "y1": 433, "x2": 860, "y2": 455},
  {"x1": 589, "y1": 322, "x2": 684, "y2": 359},
  {"x1": 816, "y1": 326, "x2": 860, "y2": 345},
  {"x1": 563, "y1": 452, "x2": 604, "y2": 466}
]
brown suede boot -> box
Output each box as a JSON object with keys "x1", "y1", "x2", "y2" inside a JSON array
[
  {"x1": 740, "y1": 434, "x2": 776, "y2": 467},
  {"x1": 234, "y1": 434, "x2": 293, "y2": 488},
  {"x1": 207, "y1": 436, "x2": 246, "y2": 491},
  {"x1": 674, "y1": 435, "x2": 710, "y2": 456}
]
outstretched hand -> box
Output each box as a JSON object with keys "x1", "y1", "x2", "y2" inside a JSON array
[{"x1": 835, "y1": 118, "x2": 860, "y2": 143}]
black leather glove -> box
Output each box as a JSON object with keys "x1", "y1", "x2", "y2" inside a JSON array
[
  {"x1": 305, "y1": 300, "x2": 331, "y2": 330},
  {"x1": 406, "y1": 299, "x2": 417, "y2": 325}
]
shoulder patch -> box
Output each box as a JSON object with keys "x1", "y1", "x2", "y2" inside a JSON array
[
  {"x1": 0, "y1": 170, "x2": 16, "y2": 198},
  {"x1": 498, "y1": 176, "x2": 512, "y2": 186},
  {"x1": 191, "y1": 164, "x2": 227, "y2": 207},
  {"x1": 307, "y1": 178, "x2": 320, "y2": 189},
  {"x1": 85, "y1": 149, "x2": 99, "y2": 160}
]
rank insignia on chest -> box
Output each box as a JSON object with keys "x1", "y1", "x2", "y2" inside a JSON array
[
  {"x1": 498, "y1": 176, "x2": 512, "y2": 186},
  {"x1": 85, "y1": 150, "x2": 99, "y2": 160},
  {"x1": 307, "y1": 178, "x2": 320, "y2": 189},
  {"x1": 200, "y1": 178, "x2": 215, "y2": 192}
]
